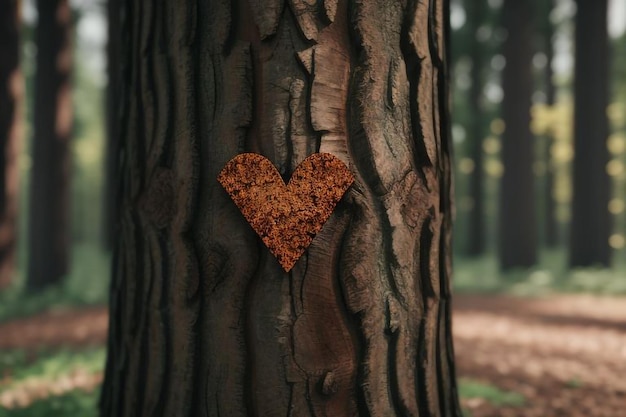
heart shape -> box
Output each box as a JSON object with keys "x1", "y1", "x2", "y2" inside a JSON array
[{"x1": 217, "y1": 153, "x2": 354, "y2": 272}]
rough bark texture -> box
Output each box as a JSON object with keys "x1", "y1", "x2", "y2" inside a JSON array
[
  {"x1": 27, "y1": 0, "x2": 72, "y2": 291},
  {"x1": 499, "y1": 0, "x2": 537, "y2": 270},
  {"x1": 465, "y1": 0, "x2": 486, "y2": 257},
  {"x1": 569, "y1": 0, "x2": 611, "y2": 267},
  {"x1": 101, "y1": 0, "x2": 461, "y2": 416},
  {"x1": 0, "y1": 0, "x2": 21, "y2": 291}
]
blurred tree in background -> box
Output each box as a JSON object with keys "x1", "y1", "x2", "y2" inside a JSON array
[
  {"x1": 0, "y1": 0, "x2": 22, "y2": 291},
  {"x1": 569, "y1": 0, "x2": 611, "y2": 267},
  {"x1": 499, "y1": 0, "x2": 537, "y2": 270},
  {"x1": 465, "y1": 0, "x2": 488, "y2": 257},
  {"x1": 451, "y1": 0, "x2": 626, "y2": 290},
  {"x1": 26, "y1": 0, "x2": 73, "y2": 292}
]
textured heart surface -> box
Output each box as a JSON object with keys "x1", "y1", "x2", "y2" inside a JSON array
[{"x1": 217, "y1": 153, "x2": 354, "y2": 272}]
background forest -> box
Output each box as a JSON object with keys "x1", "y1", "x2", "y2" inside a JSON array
[{"x1": 0, "y1": 0, "x2": 625, "y2": 416}]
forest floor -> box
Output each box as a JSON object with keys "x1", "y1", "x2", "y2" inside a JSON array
[
  {"x1": 455, "y1": 294, "x2": 626, "y2": 417},
  {"x1": 0, "y1": 294, "x2": 625, "y2": 416}
]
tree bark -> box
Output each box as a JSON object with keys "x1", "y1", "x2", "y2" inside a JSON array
[
  {"x1": 0, "y1": 0, "x2": 22, "y2": 290},
  {"x1": 100, "y1": 0, "x2": 462, "y2": 416},
  {"x1": 27, "y1": 0, "x2": 72, "y2": 291},
  {"x1": 465, "y1": 0, "x2": 486, "y2": 257},
  {"x1": 569, "y1": 0, "x2": 612, "y2": 267},
  {"x1": 499, "y1": 0, "x2": 537, "y2": 270}
]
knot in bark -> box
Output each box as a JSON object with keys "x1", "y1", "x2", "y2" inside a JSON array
[{"x1": 319, "y1": 371, "x2": 338, "y2": 396}]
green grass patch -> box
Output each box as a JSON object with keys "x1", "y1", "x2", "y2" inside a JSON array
[
  {"x1": 459, "y1": 378, "x2": 525, "y2": 407},
  {"x1": 565, "y1": 378, "x2": 584, "y2": 389},
  {"x1": 0, "y1": 388, "x2": 99, "y2": 417},
  {"x1": 454, "y1": 249, "x2": 626, "y2": 296},
  {"x1": 0, "y1": 347, "x2": 105, "y2": 415},
  {"x1": 0, "y1": 243, "x2": 110, "y2": 322},
  {"x1": 0, "y1": 348, "x2": 106, "y2": 393}
]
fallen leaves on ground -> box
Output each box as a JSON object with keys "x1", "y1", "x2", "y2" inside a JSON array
[
  {"x1": 0, "y1": 294, "x2": 625, "y2": 415},
  {"x1": 454, "y1": 294, "x2": 626, "y2": 417},
  {"x1": 0, "y1": 307, "x2": 107, "y2": 351},
  {"x1": 0, "y1": 370, "x2": 102, "y2": 409}
]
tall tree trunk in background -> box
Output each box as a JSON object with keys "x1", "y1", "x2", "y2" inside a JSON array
[
  {"x1": 0, "y1": 0, "x2": 22, "y2": 290},
  {"x1": 27, "y1": 0, "x2": 72, "y2": 291},
  {"x1": 540, "y1": 0, "x2": 559, "y2": 248},
  {"x1": 569, "y1": 0, "x2": 611, "y2": 267},
  {"x1": 499, "y1": 0, "x2": 537, "y2": 270},
  {"x1": 103, "y1": 0, "x2": 120, "y2": 250},
  {"x1": 465, "y1": 0, "x2": 486, "y2": 256},
  {"x1": 100, "y1": 0, "x2": 462, "y2": 416}
]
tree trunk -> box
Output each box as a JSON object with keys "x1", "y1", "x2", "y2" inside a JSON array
[
  {"x1": 465, "y1": 0, "x2": 486, "y2": 257},
  {"x1": 499, "y1": 0, "x2": 537, "y2": 270},
  {"x1": 103, "y1": 0, "x2": 121, "y2": 250},
  {"x1": 27, "y1": 0, "x2": 72, "y2": 291},
  {"x1": 540, "y1": 0, "x2": 559, "y2": 248},
  {"x1": 0, "y1": 0, "x2": 21, "y2": 290},
  {"x1": 569, "y1": 0, "x2": 611, "y2": 267},
  {"x1": 100, "y1": 0, "x2": 462, "y2": 416}
]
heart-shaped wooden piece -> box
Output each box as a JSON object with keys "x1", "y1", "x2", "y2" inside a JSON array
[{"x1": 217, "y1": 153, "x2": 354, "y2": 272}]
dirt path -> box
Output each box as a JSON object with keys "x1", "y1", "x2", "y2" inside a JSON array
[
  {"x1": 0, "y1": 306, "x2": 108, "y2": 350},
  {"x1": 454, "y1": 294, "x2": 626, "y2": 417},
  {"x1": 0, "y1": 295, "x2": 624, "y2": 416}
]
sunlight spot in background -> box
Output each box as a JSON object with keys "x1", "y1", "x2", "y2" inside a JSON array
[
  {"x1": 606, "y1": 160, "x2": 624, "y2": 177},
  {"x1": 450, "y1": 1, "x2": 466, "y2": 30},
  {"x1": 22, "y1": 0, "x2": 37, "y2": 23},
  {"x1": 532, "y1": 91, "x2": 547, "y2": 104},
  {"x1": 608, "y1": 199, "x2": 625, "y2": 215},
  {"x1": 608, "y1": 134, "x2": 626, "y2": 155},
  {"x1": 552, "y1": 34, "x2": 573, "y2": 76},
  {"x1": 551, "y1": 142, "x2": 573, "y2": 163},
  {"x1": 551, "y1": 0, "x2": 575, "y2": 78},
  {"x1": 452, "y1": 124, "x2": 466, "y2": 144},
  {"x1": 458, "y1": 158, "x2": 475, "y2": 174},
  {"x1": 490, "y1": 55, "x2": 506, "y2": 72},
  {"x1": 19, "y1": 154, "x2": 31, "y2": 171},
  {"x1": 456, "y1": 73, "x2": 472, "y2": 91},
  {"x1": 490, "y1": 119, "x2": 506, "y2": 136},
  {"x1": 551, "y1": 0, "x2": 576, "y2": 24},
  {"x1": 608, "y1": 0, "x2": 626, "y2": 38},
  {"x1": 483, "y1": 136, "x2": 500, "y2": 155},
  {"x1": 484, "y1": 82, "x2": 503, "y2": 103},
  {"x1": 609, "y1": 234, "x2": 625, "y2": 250},
  {"x1": 476, "y1": 26, "x2": 493, "y2": 42},
  {"x1": 553, "y1": 185, "x2": 571, "y2": 204},
  {"x1": 533, "y1": 53, "x2": 548, "y2": 70},
  {"x1": 487, "y1": 0, "x2": 503, "y2": 9},
  {"x1": 22, "y1": 0, "x2": 107, "y2": 86},
  {"x1": 607, "y1": 103, "x2": 625, "y2": 127},
  {"x1": 485, "y1": 160, "x2": 503, "y2": 178}
]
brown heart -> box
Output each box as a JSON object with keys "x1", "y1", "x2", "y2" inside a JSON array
[{"x1": 217, "y1": 153, "x2": 354, "y2": 272}]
